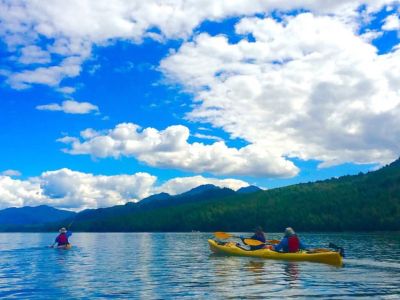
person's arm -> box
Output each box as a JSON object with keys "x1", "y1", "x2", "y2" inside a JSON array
[
  {"x1": 66, "y1": 231, "x2": 72, "y2": 238},
  {"x1": 299, "y1": 240, "x2": 307, "y2": 250},
  {"x1": 50, "y1": 235, "x2": 59, "y2": 248}
]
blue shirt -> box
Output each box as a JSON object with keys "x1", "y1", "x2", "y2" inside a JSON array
[{"x1": 274, "y1": 236, "x2": 307, "y2": 252}]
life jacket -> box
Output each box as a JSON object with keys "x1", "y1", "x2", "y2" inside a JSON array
[
  {"x1": 57, "y1": 233, "x2": 68, "y2": 245},
  {"x1": 288, "y1": 235, "x2": 300, "y2": 252}
]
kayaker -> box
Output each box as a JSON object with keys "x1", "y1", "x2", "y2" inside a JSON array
[
  {"x1": 245, "y1": 226, "x2": 267, "y2": 250},
  {"x1": 50, "y1": 227, "x2": 71, "y2": 248},
  {"x1": 273, "y1": 227, "x2": 306, "y2": 253}
]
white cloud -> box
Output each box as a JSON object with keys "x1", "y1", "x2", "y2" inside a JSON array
[
  {"x1": 160, "y1": 13, "x2": 400, "y2": 168},
  {"x1": 0, "y1": 169, "x2": 250, "y2": 210},
  {"x1": 36, "y1": 100, "x2": 99, "y2": 114},
  {"x1": 382, "y1": 13, "x2": 400, "y2": 30},
  {"x1": 0, "y1": 0, "x2": 397, "y2": 89},
  {"x1": 0, "y1": 176, "x2": 44, "y2": 209},
  {"x1": 0, "y1": 170, "x2": 22, "y2": 177},
  {"x1": 155, "y1": 175, "x2": 248, "y2": 195},
  {"x1": 7, "y1": 56, "x2": 84, "y2": 89},
  {"x1": 57, "y1": 86, "x2": 76, "y2": 94},
  {"x1": 58, "y1": 122, "x2": 299, "y2": 177},
  {"x1": 39, "y1": 169, "x2": 156, "y2": 209},
  {"x1": 193, "y1": 133, "x2": 223, "y2": 141},
  {"x1": 17, "y1": 45, "x2": 51, "y2": 64}
]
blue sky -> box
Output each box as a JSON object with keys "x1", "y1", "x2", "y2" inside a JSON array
[{"x1": 0, "y1": 1, "x2": 399, "y2": 210}]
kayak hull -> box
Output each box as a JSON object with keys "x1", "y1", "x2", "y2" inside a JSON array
[
  {"x1": 208, "y1": 239, "x2": 342, "y2": 266},
  {"x1": 57, "y1": 244, "x2": 72, "y2": 250}
]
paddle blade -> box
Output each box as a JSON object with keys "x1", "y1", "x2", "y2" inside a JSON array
[
  {"x1": 243, "y1": 238, "x2": 264, "y2": 246},
  {"x1": 214, "y1": 232, "x2": 232, "y2": 239}
]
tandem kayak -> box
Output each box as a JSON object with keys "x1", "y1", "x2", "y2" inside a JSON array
[{"x1": 208, "y1": 239, "x2": 342, "y2": 266}]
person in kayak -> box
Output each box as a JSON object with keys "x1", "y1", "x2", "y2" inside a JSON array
[
  {"x1": 50, "y1": 227, "x2": 71, "y2": 248},
  {"x1": 273, "y1": 227, "x2": 306, "y2": 252},
  {"x1": 243, "y1": 226, "x2": 268, "y2": 250}
]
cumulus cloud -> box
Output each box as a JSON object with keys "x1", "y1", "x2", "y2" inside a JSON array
[
  {"x1": 57, "y1": 86, "x2": 76, "y2": 94},
  {"x1": 193, "y1": 133, "x2": 223, "y2": 141},
  {"x1": 58, "y1": 123, "x2": 299, "y2": 177},
  {"x1": 17, "y1": 45, "x2": 51, "y2": 65},
  {"x1": 0, "y1": 176, "x2": 44, "y2": 208},
  {"x1": 382, "y1": 13, "x2": 400, "y2": 30},
  {"x1": 36, "y1": 100, "x2": 99, "y2": 114},
  {"x1": 154, "y1": 175, "x2": 248, "y2": 195},
  {"x1": 0, "y1": 0, "x2": 397, "y2": 89},
  {"x1": 160, "y1": 13, "x2": 400, "y2": 168},
  {"x1": 0, "y1": 170, "x2": 22, "y2": 177},
  {"x1": 7, "y1": 56, "x2": 85, "y2": 89},
  {"x1": 0, "y1": 169, "x2": 250, "y2": 210}
]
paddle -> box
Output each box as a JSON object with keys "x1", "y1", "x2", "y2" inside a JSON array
[
  {"x1": 213, "y1": 232, "x2": 280, "y2": 246},
  {"x1": 241, "y1": 238, "x2": 280, "y2": 246}
]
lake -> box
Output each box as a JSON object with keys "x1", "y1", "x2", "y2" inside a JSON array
[{"x1": 0, "y1": 232, "x2": 399, "y2": 299}]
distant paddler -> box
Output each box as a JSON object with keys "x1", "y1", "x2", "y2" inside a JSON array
[{"x1": 50, "y1": 227, "x2": 72, "y2": 249}]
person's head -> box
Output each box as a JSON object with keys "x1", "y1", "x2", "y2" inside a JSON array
[
  {"x1": 59, "y1": 227, "x2": 67, "y2": 234},
  {"x1": 254, "y1": 226, "x2": 263, "y2": 234},
  {"x1": 284, "y1": 227, "x2": 295, "y2": 237}
]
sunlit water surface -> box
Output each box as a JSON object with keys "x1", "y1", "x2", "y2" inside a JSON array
[{"x1": 0, "y1": 232, "x2": 399, "y2": 299}]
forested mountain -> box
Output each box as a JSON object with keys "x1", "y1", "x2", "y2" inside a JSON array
[
  {"x1": 2, "y1": 159, "x2": 399, "y2": 232},
  {"x1": 54, "y1": 158, "x2": 400, "y2": 232},
  {"x1": 237, "y1": 185, "x2": 262, "y2": 194},
  {"x1": 69, "y1": 184, "x2": 236, "y2": 225},
  {"x1": 0, "y1": 205, "x2": 75, "y2": 227}
]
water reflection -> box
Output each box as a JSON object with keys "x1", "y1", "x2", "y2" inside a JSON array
[
  {"x1": 0, "y1": 232, "x2": 399, "y2": 299},
  {"x1": 247, "y1": 260, "x2": 265, "y2": 274},
  {"x1": 284, "y1": 262, "x2": 300, "y2": 283}
]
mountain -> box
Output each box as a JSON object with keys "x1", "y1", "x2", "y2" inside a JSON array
[
  {"x1": 237, "y1": 185, "x2": 262, "y2": 194},
  {"x1": 179, "y1": 184, "x2": 220, "y2": 196},
  {"x1": 3, "y1": 158, "x2": 399, "y2": 232},
  {"x1": 67, "y1": 184, "x2": 235, "y2": 227},
  {"x1": 0, "y1": 205, "x2": 75, "y2": 226},
  {"x1": 61, "y1": 158, "x2": 400, "y2": 232},
  {"x1": 153, "y1": 184, "x2": 235, "y2": 208},
  {"x1": 137, "y1": 192, "x2": 172, "y2": 207}
]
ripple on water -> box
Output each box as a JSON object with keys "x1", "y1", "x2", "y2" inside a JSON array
[{"x1": 0, "y1": 232, "x2": 399, "y2": 299}]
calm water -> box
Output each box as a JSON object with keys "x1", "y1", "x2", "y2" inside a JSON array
[{"x1": 0, "y1": 232, "x2": 399, "y2": 299}]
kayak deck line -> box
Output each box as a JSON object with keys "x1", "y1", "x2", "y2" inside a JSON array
[{"x1": 208, "y1": 239, "x2": 342, "y2": 266}]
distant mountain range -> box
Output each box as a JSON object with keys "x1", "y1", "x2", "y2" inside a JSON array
[
  {"x1": 1, "y1": 158, "x2": 399, "y2": 232},
  {"x1": 59, "y1": 157, "x2": 400, "y2": 232},
  {"x1": 0, "y1": 184, "x2": 262, "y2": 231},
  {"x1": 0, "y1": 205, "x2": 75, "y2": 227}
]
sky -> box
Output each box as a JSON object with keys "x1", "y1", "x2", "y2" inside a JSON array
[{"x1": 0, "y1": 0, "x2": 399, "y2": 211}]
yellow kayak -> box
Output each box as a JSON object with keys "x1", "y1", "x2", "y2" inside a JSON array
[
  {"x1": 208, "y1": 239, "x2": 342, "y2": 266},
  {"x1": 57, "y1": 244, "x2": 72, "y2": 250}
]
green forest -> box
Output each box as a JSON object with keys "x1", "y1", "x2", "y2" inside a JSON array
[{"x1": 54, "y1": 158, "x2": 400, "y2": 232}]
